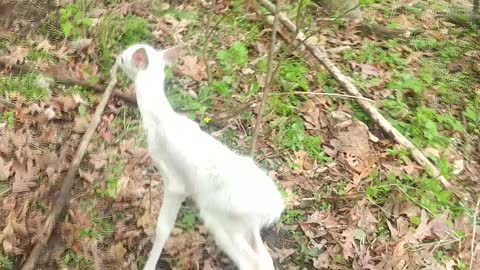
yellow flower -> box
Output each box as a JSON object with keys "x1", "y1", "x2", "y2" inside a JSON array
[{"x1": 203, "y1": 116, "x2": 210, "y2": 124}]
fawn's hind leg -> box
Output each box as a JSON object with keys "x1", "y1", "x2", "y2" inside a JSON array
[
  {"x1": 252, "y1": 230, "x2": 275, "y2": 270},
  {"x1": 203, "y1": 217, "x2": 260, "y2": 270},
  {"x1": 143, "y1": 190, "x2": 186, "y2": 270}
]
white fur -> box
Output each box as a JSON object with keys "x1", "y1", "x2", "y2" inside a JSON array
[{"x1": 117, "y1": 44, "x2": 284, "y2": 270}]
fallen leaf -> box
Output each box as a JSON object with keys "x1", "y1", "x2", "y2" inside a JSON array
[
  {"x1": 0, "y1": 157, "x2": 13, "y2": 180},
  {"x1": 2, "y1": 46, "x2": 28, "y2": 65},
  {"x1": 12, "y1": 129, "x2": 27, "y2": 148},
  {"x1": 37, "y1": 126, "x2": 57, "y2": 144},
  {"x1": 350, "y1": 62, "x2": 380, "y2": 77},
  {"x1": 44, "y1": 107, "x2": 56, "y2": 120},
  {"x1": 71, "y1": 38, "x2": 92, "y2": 51},
  {"x1": 108, "y1": 242, "x2": 126, "y2": 263},
  {"x1": 115, "y1": 174, "x2": 130, "y2": 202},
  {"x1": 0, "y1": 212, "x2": 27, "y2": 255},
  {"x1": 177, "y1": 55, "x2": 206, "y2": 81},
  {"x1": 88, "y1": 8, "x2": 107, "y2": 18},
  {"x1": 72, "y1": 94, "x2": 88, "y2": 105},
  {"x1": 73, "y1": 117, "x2": 90, "y2": 133},
  {"x1": 89, "y1": 152, "x2": 107, "y2": 170},
  {"x1": 273, "y1": 247, "x2": 296, "y2": 263},
  {"x1": 12, "y1": 158, "x2": 37, "y2": 193},
  {"x1": 313, "y1": 252, "x2": 330, "y2": 269},
  {"x1": 36, "y1": 39, "x2": 55, "y2": 52}
]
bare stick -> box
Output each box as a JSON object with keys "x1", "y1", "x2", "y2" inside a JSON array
[
  {"x1": 278, "y1": 91, "x2": 375, "y2": 102},
  {"x1": 0, "y1": 59, "x2": 137, "y2": 105},
  {"x1": 470, "y1": 198, "x2": 480, "y2": 270},
  {"x1": 20, "y1": 64, "x2": 119, "y2": 270},
  {"x1": 249, "y1": 0, "x2": 282, "y2": 156},
  {"x1": 202, "y1": 0, "x2": 216, "y2": 84},
  {"x1": 259, "y1": 0, "x2": 463, "y2": 198}
]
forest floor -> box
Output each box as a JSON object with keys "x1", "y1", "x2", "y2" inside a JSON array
[{"x1": 0, "y1": 0, "x2": 479, "y2": 269}]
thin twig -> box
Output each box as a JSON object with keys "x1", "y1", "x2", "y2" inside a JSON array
[
  {"x1": 202, "y1": 0, "x2": 216, "y2": 85},
  {"x1": 249, "y1": 0, "x2": 282, "y2": 157},
  {"x1": 20, "y1": 64, "x2": 119, "y2": 270},
  {"x1": 0, "y1": 187, "x2": 11, "y2": 197},
  {"x1": 259, "y1": 0, "x2": 464, "y2": 199},
  {"x1": 0, "y1": 59, "x2": 137, "y2": 105},
  {"x1": 277, "y1": 91, "x2": 375, "y2": 102},
  {"x1": 470, "y1": 198, "x2": 480, "y2": 270}
]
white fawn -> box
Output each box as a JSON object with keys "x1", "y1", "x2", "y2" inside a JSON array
[{"x1": 116, "y1": 44, "x2": 284, "y2": 270}]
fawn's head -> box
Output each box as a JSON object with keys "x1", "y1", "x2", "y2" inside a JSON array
[{"x1": 117, "y1": 44, "x2": 184, "y2": 81}]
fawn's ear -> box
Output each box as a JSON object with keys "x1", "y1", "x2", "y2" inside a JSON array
[
  {"x1": 159, "y1": 45, "x2": 184, "y2": 67},
  {"x1": 132, "y1": 47, "x2": 149, "y2": 70}
]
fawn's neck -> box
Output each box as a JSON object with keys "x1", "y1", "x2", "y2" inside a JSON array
[{"x1": 134, "y1": 66, "x2": 175, "y2": 119}]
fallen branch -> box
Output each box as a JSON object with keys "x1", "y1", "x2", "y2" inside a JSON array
[
  {"x1": 259, "y1": 0, "x2": 465, "y2": 199},
  {"x1": 201, "y1": 0, "x2": 216, "y2": 85},
  {"x1": 0, "y1": 59, "x2": 137, "y2": 105},
  {"x1": 470, "y1": 198, "x2": 480, "y2": 270},
  {"x1": 20, "y1": 64, "x2": 119, "y2": 270},
  {"x1": 249, "y1": 0, "x2": 282, "y2": 157},
  {"x1": 279, "y1": 91, "x2": 375, "y2": 102}
]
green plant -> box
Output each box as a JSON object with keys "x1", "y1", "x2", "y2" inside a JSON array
[
  {"x1": 281, "y1": 209, "x2": 303, "y2": 225},
  {"x1": 216, "y1": 41, "x2": 249, "y2": 74},
  {"x1": 0, "y1": 74, "x2": 50, "y2": 100},
  {"x1": 386, "y1": 147, "x2": 409, "y2": 162},
  {"x1": 279, "y1": 60, "x2": 309, "y2": 91},
  {"x1": 387, "y1": 74, "x2": 424, "y2": 94},
  {"x1": 95, "y1": 160, "x2": 125, "y2": 199},
  {"x1": 62, "y1": 250, "x2": 94, "y2": 270},
  {"x1": 58, "y1": 2, "x2": 92, "y2": 38},
  {"x1": 464, "y1": 97, "x2": 480, "y2": 134},
  {"x1": 177, "y1": 209, "x2": 197, "y2": 230},
  {"x1": 97, "y1": 16, "x2": 153, "y2": 70},
  {"x1": 0, "y1": 253, "x2": 13, "y2": 270},
  {"x1": 1, "y1": 111, "x2": 14, "y2": 129}
]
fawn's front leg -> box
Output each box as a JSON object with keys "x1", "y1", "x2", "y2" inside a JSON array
[{"x1": 143, "y1": 190, "x2": 186, "y2": 270}]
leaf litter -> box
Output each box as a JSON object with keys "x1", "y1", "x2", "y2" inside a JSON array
[{"x1": 0, "y1": 0, "x2": 479, "y2": 269}]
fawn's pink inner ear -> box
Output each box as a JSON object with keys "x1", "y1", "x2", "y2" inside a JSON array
[{"x1": 133, "y1": 51, "x2": 143, "y2": 66}]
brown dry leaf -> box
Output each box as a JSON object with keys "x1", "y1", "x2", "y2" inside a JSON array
[
  {"x1": 0, "y1": 212, "x2": 28, "y2": 255},
  {"x1": 89, "y1": 152, "x2": 107, "y2": 170},
  {"x1": 73, "y1": 117, "x2": 90, "y2": 133},
  {"x1": 313, "y1": 251, "x2": 330, "y2": 269},
  {"x1": 177, "y1": 55, "x2": 206, "y2": 81},
  {"x1": 336, "y1": 123, "x2": 370, "y2": 155},
  {"x1": 115, "y1": 174, "x2": 130, "y2": 202},
  {"x1": 299, "y1": 99, "x2": 321, "y2": 131},
  {"x1": 273, "y1": 247, "x2": 296, "y2": 263},
  {"x1": 36, "y1": 39, "x2": 55, "y2": 52},
  {"x1": 119, "y1": 138, "x2": 135, "y2": 153},
  {"x1": 0, "y1": 157, "x2": 13, "y2": 180},
  {"x1": 0, "y1": 26, "x2": 12, "y2": 39},
  {"x1": 202, "y1": 258, "x2": 216, "y2": 270},
  {"x1": 357, "y1": 206, "x2": 378, "y2": 234},
  {"x1": 37, "y1": 126, "x2": 57, "y2": 144},
  {"x1": 108, "y1": 242, "x2": 127, "y2": 263},
  {"x1": 2, "y1": 46, "x2": 28, "y2": 65},
  {"x1": 350, "y1": 62, "x2": 380, "y2": 77},
  {"x1": 56, "y1": 95, "x2": 77, "y2": 112},
  {"x1": 71, "y1": 38, "x2": 92, "y2": 51},
  {"x1": 137, "y1": 211, "x2": 156, "y2": 236},
  {"x1": 340, "y1": 229, "x2": 357, "y2": 260},
  {"x1": 12, "y1": 129, "x2": 28, "y2": 148},
  {"x1": 79, "y1": 169, "x2": 95, "y2": 183},
  {"x1": 307, "y1": 210, "x2": 340, "y2": 229},
  {"x1": 410, "y1": 210, "x2": 450, "y2": 244},
  {"x1": 154, "y1": 14, "x2": 191, "y2": 43},
  {"x1": 12, "y1": 158, "x2": 37, "y2": 193},
  {"x1": 111, "y1": 2, "x2": 131, "y2": 16}
]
